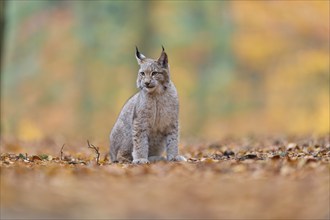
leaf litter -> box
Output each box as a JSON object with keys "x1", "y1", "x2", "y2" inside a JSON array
[{"x1": 0, "y1": 135, "x2": 329, "y2": 219}]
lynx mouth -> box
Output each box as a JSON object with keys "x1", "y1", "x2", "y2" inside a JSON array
[
  {"x1": 145, "y1": 85, "x2": 155, "y2": 89},
  {"x1": 144, "y1": 85, "x2": 156, "y2": 92}
]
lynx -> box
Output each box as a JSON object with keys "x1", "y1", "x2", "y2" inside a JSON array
[{"x1": 109, "y1": 46, "x2": 186, "y2": 164}]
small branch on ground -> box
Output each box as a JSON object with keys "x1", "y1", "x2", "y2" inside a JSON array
[
  {"x1": 60, "y1": 144, "x2": 65, "y2": 161},
  {"x1": 87, "y1": 140, "x2": 100, "y2": 165}
]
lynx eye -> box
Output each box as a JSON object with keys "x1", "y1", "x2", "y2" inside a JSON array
[
  {"x1": 139, "y1": 72, "x2": 145, "y2": 76},
  {"x1": 151, "y1": 72, "x2": 158, "y2": 76}
]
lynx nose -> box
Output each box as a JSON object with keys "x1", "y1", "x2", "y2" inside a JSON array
[{"x1": 144, "y1": 81, "x2": 151, "y2": 87}]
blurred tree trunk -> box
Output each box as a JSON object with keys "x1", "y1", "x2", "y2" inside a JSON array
[
  {"x1": 192, "y1": 2, "x2": 235, "y2": 135},
  {"x1": 73, "y1": 2, "x2": 94, "y2": 138},
  {"x1": 0, "y1": 0, "x2": 5, "y2": 75}
]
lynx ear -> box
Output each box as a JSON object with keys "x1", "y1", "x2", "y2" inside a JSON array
[
  {"x1": 157, "y1": 46, "x2": 168, "y2": 68},
  {"x1": 135, "y1": 46, "x2": 146, "y2": 65}
]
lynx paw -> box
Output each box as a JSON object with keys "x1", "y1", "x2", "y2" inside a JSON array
[
  {"x1": 167, "y1": 155, "x2": 187, "y2": 162},
  {"x1": 148, "y1": 156, "x2": 166, "y2": 162},
  {"x1": 132, "y1": 158, "x2": 150, "y2": 164}
]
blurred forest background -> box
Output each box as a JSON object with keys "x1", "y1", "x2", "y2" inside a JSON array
[{"x1": 0, "y1": 0, "x2": 329, "y2": 142}]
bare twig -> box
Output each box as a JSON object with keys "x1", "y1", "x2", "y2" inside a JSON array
[
  {"x1": 87, "y1": 140, "x2": 100, "y2": 165},
  {"x1": 60, "y1": 144, "x2": 65, "y2": 161}
]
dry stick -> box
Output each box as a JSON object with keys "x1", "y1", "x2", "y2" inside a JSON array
[
  {"x1": 87, "y1": 140, "x2": 100, "y2": 165},
  {"x1": 60, "y1": 144, "x2": 65, "y2": 161}
]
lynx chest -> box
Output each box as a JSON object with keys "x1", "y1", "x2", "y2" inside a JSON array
[{"x1": 147, "y1": 94, "x2": 178, "y2": 133}]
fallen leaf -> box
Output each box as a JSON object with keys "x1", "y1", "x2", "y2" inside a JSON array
[{"x1": 31, "y1": 155, "x2": 42, "y2": 161}]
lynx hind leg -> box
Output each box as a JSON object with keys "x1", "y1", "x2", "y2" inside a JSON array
[
  {"x1": 117, "y1": 149, "x2": 133, "y2": 163},
  {"x1": 110, "y1": 148, "x2": 118, "y2": 163},
  {"x1": 148, "y1": 156, "x2": 166, "y2": 162},
  {"x1": 109, "y1": 139, "x2": 119, "y2": 163},
  {"x1": 110, "y1": 134, "x2": 133, "y2": 163}
]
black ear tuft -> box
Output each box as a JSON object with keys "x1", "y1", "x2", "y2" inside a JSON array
[
  {"x1": 158, "y1": 46, "x2": 168, "y2": 68},
  {"x1": 135, "y1": 46, "x2": 146, "y2": 64},
  {"x1": 136, "y1": 46, "x2": 142, "y2": 59}
]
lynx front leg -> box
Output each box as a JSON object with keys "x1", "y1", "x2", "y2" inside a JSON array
[
  {"x1": 166, "y1": 128, "x2": 187, "y2": 162},
  {"x1": 132, "y1": 119, "x2": 149, "y2": 164}
]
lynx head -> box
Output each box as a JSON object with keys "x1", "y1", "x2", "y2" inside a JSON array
[{"x1": 135, "y1": 46, "x2": 170, "y2": 94}]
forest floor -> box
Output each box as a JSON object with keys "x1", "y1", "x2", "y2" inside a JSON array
[{"x1": 1, "y1": 135, "x2": 329, "y2": 219}]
